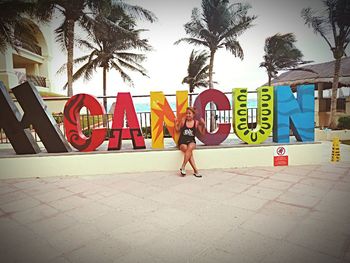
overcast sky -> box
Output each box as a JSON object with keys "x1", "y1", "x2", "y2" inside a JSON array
[{"x1": 49, "y1": 0, "x2": 345, "y2": 97}]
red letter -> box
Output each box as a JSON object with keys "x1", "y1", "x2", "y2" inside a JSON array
[
  {"x1": 193, "y1": 89, "x2": 231, "y2": 145},
  {"x1": 64, "y1": 94, "x2": 106, "y2": 152},
  {"x1": 108, "y1": 93, "x2": 145, "y2": 150}
]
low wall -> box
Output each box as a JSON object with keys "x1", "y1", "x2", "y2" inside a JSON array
[
  {"x1": 1, "y1": 142, "x2": 349, "y2": 179},
  {"x1": 315, "y1": 129, "x2": 350, "y2": 141}
]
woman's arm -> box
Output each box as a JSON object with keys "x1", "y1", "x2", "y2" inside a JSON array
[
  {"x1": 174, "y1": 117, "x2": 185, "y2": 132},
  {"x1": 197, "y1": 118, "x2": 206, "y2": 135}
]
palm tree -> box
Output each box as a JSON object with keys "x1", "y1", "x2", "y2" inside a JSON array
[
  {"x1": 59, "y1": 8, "x2": 151, "y2": 111},
  {"x1": 0, "y1": 0, "x2": 46, "y2": 53},
  {"x1": 182, "y1": 50, "x2": 210, "y2": 105},
  {"x1": 175, "y1": 0, "x2": 256, "y2": 130},
  {"x1": 302, "y1": 0, "x2": 350, "y2": 129},
  {"x1": 260, "y1": 33, "x2": 311, "y2": 86},
  {"x1": 35, "y1": 0, "x2": 156, "y2": 97}
]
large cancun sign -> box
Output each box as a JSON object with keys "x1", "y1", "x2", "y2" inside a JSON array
[{"x1": 0, "y1": 81, "x2": 315, "y2": 155}]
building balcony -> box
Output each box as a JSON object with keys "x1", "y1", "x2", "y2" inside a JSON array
[
  {"x1": 27, "y1": 75, "x2": 46, "y2": 87},
  {"x1": 15, "y1": 71, "x2": 47, "y2": 87},
  {"x1": 14, "y1": 39, "x2": 42, "y2": 56}
]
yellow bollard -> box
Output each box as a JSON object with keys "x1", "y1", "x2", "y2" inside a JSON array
[{"x1": 331, "y1": 137, "x2": 340, "y2": 162}]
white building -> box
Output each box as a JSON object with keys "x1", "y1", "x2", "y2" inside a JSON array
[{"x1": 0, "y1": 18, "x2": 55, "y2": 94}]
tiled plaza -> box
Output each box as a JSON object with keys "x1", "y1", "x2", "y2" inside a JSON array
[{"x1": 1, "y1": 163, "x2": 350, "y2": 262}]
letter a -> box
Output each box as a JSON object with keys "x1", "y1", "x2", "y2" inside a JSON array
[{"x1": 108, "y1": 93, "x2": 145, "y2": 150}]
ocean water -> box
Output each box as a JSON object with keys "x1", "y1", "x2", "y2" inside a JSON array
[{"x1": 131, "y1": 99, "x2": 257, "y2": 113}]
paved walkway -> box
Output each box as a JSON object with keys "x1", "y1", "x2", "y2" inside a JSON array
[{"x1": 1, "y1": 163, "x2": 350, "y2": 263}]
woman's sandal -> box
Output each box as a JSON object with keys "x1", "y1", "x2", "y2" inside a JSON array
[
  {"x1": 193, "y1": 172, "x2": 202, "y2": 178},
  {"x1": 180, "y1": 168, "x2": 186, "y2": 176}
]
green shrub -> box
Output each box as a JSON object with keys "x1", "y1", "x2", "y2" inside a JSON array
[
  {"x1": 337, "y1": 116, "x2": 350, "y2": 129},
  {"x1": 82, "y1": 129, "x2": 92, "y2": 137}
]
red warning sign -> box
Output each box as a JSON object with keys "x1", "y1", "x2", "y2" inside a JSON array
[{"x1": 274, "y1": 146, "x2": 288, "y2": 166}]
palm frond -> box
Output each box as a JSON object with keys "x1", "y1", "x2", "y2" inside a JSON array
[
  {"x1": 223, "y1": 39, "x2": 244, "y2": 59},
  {"x1": 110, "y1": 60, "x2": 135, "y2": 87},
  {"x1": 110, "y1": 0, "x2": 157, "y2": 23},
  {"x1": 301, "y1": 7, "x2": 333, "y2": 48},
  {"x1": 260, "y1": 32, "x2": 312, "y2": 80},
  {"x1": 60, "y1": 4, "x2": 152, "y2": 90},
  {"x1": 0, "y1": 0, "x2": 43, "y2": 53},
  {"x1": 115, "y1": 57, "x2": 148, "y2": 76},
  {"x1": 174, "y1": 37, "x2": 209, "y2": 47},
  {"x1": 220, "y1": 15, "x2": 256, "y2": 41},
  {"x1": 76, "y1": 38, "x2": 96, "y2": 51},
  {"x1": 54, "y1": 18, "x2": 69, "y2": 51},
  {"x1": 57, "y1": 55, "x2": 90, "y2": 75},
  {"x1": 116, "y1": 52, "x2": 147, "y2": 63},
  {"x1": 182, "y1": 48, "x2": 210, "y2": 93}
]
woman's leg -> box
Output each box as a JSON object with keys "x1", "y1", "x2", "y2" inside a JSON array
[
  {"x1": 189, "y1": 154, "x2": 198, "y2": 173},
  {"x1": 179, "y1": 144, "x2": 187, "y2": 169},
  {"x1": 182, "y1": 143, "x2": 196, "y2": 169}
]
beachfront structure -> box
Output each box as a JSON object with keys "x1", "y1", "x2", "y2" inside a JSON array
[
  {"x1": 0, "y1": 18, "x2": 54, "y2": 93},
  {"x1": 270, "y1": 57, "x2": 350, "y2": 128}
]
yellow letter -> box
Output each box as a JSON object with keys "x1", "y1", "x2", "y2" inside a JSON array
[{"x1": 150, "y1": 91, "x2": 188, "y2": 148}]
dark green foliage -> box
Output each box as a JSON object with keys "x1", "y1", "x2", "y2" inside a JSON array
[
  {"x1": 260, "y1": 33, "x2": 312, "y2": 85},
  {"x1": 337, "y1": 116, "x2": 350, "y2": 129},
  {"x1": 182, "y1": 50, "x2": 210, "y2": 105},
  {"x1": 0, "y1": 0, "x2": 43, "y2": 53},
  {"x1": 175, "y1": 0, "x2": 257, "y2": 88}
]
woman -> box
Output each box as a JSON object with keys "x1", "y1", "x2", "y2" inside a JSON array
[{"x1": 175, "y1": 107, "x2": 206, "y2": 177}]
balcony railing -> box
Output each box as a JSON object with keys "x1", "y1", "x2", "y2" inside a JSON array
[
  {"x1": 27, "y1": 75, "x2": 47, "y2": 87},
  {"x1": 14, "y1": 39, "x2": 42, "y2": 56},
  {"x1": 14, "y1": 71, "x2": 47, "y2": 87}
]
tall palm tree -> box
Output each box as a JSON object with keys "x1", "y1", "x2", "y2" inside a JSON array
[
  {"x1": 59, "y1": 8, "x2": 151, "y2": 111},
  {"x1": 35, "y1": 0, "x2": 156, "y2": 97},
  {"x1": 302, "y1": 0, "x2": 350, "y2": 129},
  {"x1": 0, "y1": 0, "x2": 46, "y2": 53},
  {"x1": 175, "y1": 0, "x2": 256, "y2": 130},
  {"x1": 182, "y1": 50, "x2": 210, "y2": 105},
  {"x1": 260, "y1": 33, "x2": 311, "y2": 86}
]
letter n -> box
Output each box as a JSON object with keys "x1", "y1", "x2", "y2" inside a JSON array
[
  {"x1": 150, "y1": 91, "x2": 188, "y2": 148},
  {"x1": 273, "y1": 85, "x2": 315, "y2": 143}
]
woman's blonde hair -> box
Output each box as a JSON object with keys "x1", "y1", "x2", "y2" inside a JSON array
[{"x1": 186, "y1": 106, "x2": 196, "y2": 114}]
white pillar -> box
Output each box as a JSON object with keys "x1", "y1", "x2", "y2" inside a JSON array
[{"x1": 0, "y1": 49, "x2": 19, "y2": 89}]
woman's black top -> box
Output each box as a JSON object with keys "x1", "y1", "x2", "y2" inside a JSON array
[{"x1": 178, "y1": 120, "x2": 197, "y2": 145}]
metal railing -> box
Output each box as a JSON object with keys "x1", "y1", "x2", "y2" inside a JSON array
[
  {"x1": 14, "y1": 39, "x2": 42, "y2": 56},
  {"x1": 27, "y1": 75, "x2": 47, "y2": 87},
  {"x1": 0, "y1": 108, "x2": 258, "y2": 144},
  {"x1": 0, "y1": 92, "x2": 258, "y2": 144},
  {"x1": 323, "y1": 98, "x2": 346, "y2": 112},
  {"x1": 14, "y1": 71, "x2": 47, "y2": 87}
]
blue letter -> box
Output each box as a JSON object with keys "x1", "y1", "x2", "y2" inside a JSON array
[{"x1": 273, "y1": 85, "x2": 314, "y2": 143}]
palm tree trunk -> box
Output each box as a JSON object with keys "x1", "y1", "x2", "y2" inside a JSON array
[
  {"x1": 208, "y1": 51, "x2": 215, "y2": 90},
  {"x1": 329, "y1": 57, "x2": 341, "y2": 129},
  {"x1": 103, "y1": 66, "x2": 107, "y2": 111},
  {"x1": 66, "y1": 19, "x2": 74, "y2": 97},
  {"x1": 208, "y1": 49, "x2": 215, "y2": 132},
  {"x1": 268, "y1": 75, "x2": 271, "y2": 86}
]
